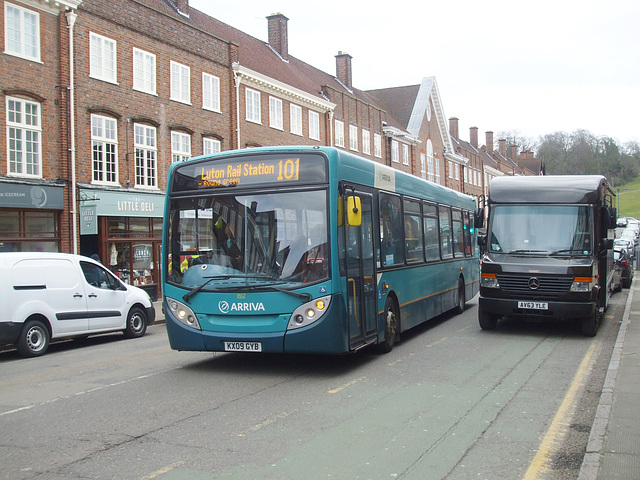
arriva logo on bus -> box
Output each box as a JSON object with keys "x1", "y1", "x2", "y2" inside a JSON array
[{"x1": 218, "y1": 301, "x2": 266, "y2": 314}]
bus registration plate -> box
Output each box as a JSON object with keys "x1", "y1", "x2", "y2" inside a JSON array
[
  {"x1": 518, "y1": 301, "x2": 548, "y2": 310},
  {"x1": 224, "y1": 341, "x2": 262, "y2": 352}
]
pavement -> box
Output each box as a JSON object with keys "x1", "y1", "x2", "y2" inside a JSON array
[{"x1": 578, "y1": 273, "x2": 640, "y2": 480}]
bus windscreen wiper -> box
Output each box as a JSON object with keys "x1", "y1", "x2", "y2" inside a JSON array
[
  {"x1": 549, "y1": 248, "x2": 587, "y2": 256},
  {"x1": 182, "y1": 276, "x2": 233, "y2": 303}
]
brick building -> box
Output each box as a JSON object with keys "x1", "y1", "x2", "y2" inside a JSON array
[{"x1": 1, "y1": 0, "x2": 537, "y2": 298}]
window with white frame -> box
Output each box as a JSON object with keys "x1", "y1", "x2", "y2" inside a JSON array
[
  {"x1": 455, "y1": 163, "x2": 460, "y2": 180},
  {"x1": 6, "y1": 97, "x2": 41, "y2": 177},
  {"x1": 426, "y1": 140, "x2": 434, "y2": 182},
  {"x1": 402, "y1": 144, "x2": 409, "y2": 165},
  {"x1": 133, "y1": 48, "x2": 156, "y2": 95},
  {"x1": 245, "y1": 88, "x2": 261, "y2": 123},
  {"x1": 420, "y1": 152, "x2": 426, "y2": 179},
  {"x1": 269, "y1": 97, "x2": 283, "y2": 129},
  {"x1": 4, "y1": 3, "x2": 40, "y2": 61},
  {"x1": 309, "y1": 111, "x2": 320, "y2": 140},
  {"x1": 91, "y1": 114, "x2": 118, "y2": 184},
  {"x1": 335, "y1": 120, "x2": 345, "y2": 148},
  {"x1": 391, "y1": 140, "x2": 399, "y2": 163},
  {"x1": 435, "y1": 157, "x2": 441, "y2": 185},
  {"x1": 203, "y1": 137, "x2": 221, "y2": 155},
  {"x1": 448, "y1": 160, "x2": 454, "y2": 179},
  {"x1": 362, "y1": 129, "x2": 370, "y2": 155},
  {"x1": 349, "y1": 125, "x2": 358, "y2": 151},
  {"x1": 290, "y1": 104, "x2": 302, "y2": 135},
  {"x1": 170, "y1": 61, "x2": 190, "y2": 104},
  {"x1": 202, "y1": 72, "x2": 220, "y2": 112},
  {"x1": 134, "y1": 124, "x2": 157, "y2": 187},
  {"x1": 374, "y1": 133, "x2": 382, "y2": 158},
  {"x1": 171, "y1": 131, "x2": 191, "y2": 163},
  {"x1": 90, "y1": 32, "x2": 117, "y2": 83}
]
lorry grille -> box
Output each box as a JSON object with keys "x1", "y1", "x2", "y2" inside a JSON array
[{"x1": 496, "y1": 274, "x2": 573, "y2": 296}]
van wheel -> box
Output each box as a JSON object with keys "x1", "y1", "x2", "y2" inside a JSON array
[
  {"x1": 17, "y1": 320, "x2": 50, "y2": 357},
  {"x1": 124, "y1": 307, "x2": 147, "y2": 338},
  {"x1": 454, "y1": 278, "x2": 465, "y2": 314},
  {"x1": 478, "y1": 308, "x2": 498, "y2": 330},
  {"x1": 581, "y1": 310, "x2": 600, "y2": 337},
  {"x1": 377, "y1": 298, "x2": 398, "y2": 353}
]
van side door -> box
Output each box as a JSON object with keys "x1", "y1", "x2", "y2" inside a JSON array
[
  {"x1": 80, "y1": 261, "x2": 126, "y2": 331},
  {"x1": 41, "y1": 258, "x2": 90, "y2": 336}
]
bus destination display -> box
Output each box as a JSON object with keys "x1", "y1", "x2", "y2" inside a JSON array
[{"x1": 172, "y1": 154, "x2": 327, "y2": 192}]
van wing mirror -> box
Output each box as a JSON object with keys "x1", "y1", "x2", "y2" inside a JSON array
[
  {"x1": 474, "y1": 207, "x2": 485, "y2": 229},
  {"x1": 602, "y1": 238, "x2": 614, "y2": 251}
]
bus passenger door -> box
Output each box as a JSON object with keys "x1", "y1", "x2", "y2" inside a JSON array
[{"x1": 344, "y1": 192, "x2": 377, "y2": 350}]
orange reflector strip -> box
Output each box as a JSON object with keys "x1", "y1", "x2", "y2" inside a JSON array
[
  {"x1": 573, "y1": 277, "x2": 593, "y2": 283},
  {"x1": 481, "y1": 273, "x2": 497, "y2": 279}
]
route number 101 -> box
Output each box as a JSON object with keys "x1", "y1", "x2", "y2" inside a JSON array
[{"x1": 277, "y1": 159, "x2": 300, "y2": 181}]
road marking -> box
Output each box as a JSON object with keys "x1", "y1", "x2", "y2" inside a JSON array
[
  {"x1": 140, "y1": 461, "x2": 185, "y2": 479},
  {"x1": 328, "y1": 376, "x2": 366, "y2": 394},
  {"x1": 522, "y1": 340, "x2": 598, "y2": 479}
]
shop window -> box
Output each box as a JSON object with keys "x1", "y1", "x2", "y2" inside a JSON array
[{"x1": 0, "y1": 210, "x2": 59, "y2": 252}]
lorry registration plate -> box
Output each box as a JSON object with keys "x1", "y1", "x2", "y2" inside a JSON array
[
  {"x1": 224, "y1": 341, "x2": 262, "y2": 352},
  {"x1": 518, "y1": 301, "x2": 548, "y2": 310}
]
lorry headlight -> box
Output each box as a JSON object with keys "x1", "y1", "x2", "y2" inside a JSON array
[
  {"x1": 287, "y1": 295, "x2": 331, "y2": 330},
  {"x1": 166, "y1": 297, "x2": 200, "y2": 329},
  {"x1": 570, "y1": 276, "x2": 594, "y2": 293},
  {"x1": 481, "y1": 273, "x2": 499, "y2": 288}
]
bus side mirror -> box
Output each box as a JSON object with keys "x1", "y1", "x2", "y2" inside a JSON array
[
  {"x1": 347, "y1": 196, "x2": 362, "y2": 227},
  {"x1": 474, "y1": 208, "x2": 485, "y2": 229}
]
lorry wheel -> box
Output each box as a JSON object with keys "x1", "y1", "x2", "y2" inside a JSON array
[
  {"x1": 581, "y1": 310, "x2": 599, "y2": 337},
  {"x1": 377, "y1": 298, "x2": 398, "y2": 353},
  {"x1": 478, "y1": 308, "x2": 498, "y2": 330},
  {"x1": 17, "y1": 319, "x2": 50, "y2": 357},
  {"x1": 124, "y1": 307, "x2": 147, "y2": 338}
]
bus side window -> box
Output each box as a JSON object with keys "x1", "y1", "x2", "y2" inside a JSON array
[{"x1": 379, "y1": 193, "x2": 404, "y2": 267}]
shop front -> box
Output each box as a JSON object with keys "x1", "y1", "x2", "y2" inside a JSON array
[
  {"x1": 0, "y1": 181, "x2": 65, "y2": 252},
  {"x1": 80, "y1": 188, "x2": 164, "y2": 300}
]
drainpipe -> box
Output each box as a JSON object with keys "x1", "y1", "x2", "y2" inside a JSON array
[
  {"x1": 234, "y1": 69, "x2": 241, "y2": 149},
  {"x1": 66, "y1": 10, "x2": 78, "y2": 254}
]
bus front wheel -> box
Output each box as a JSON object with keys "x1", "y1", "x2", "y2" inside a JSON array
[{"x1": 378, "y1": 298, "x2": 398, "y2": 353}]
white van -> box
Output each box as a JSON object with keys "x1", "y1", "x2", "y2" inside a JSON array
[{"x1": 0, "y1": 252, "x2": 156, "y2": 357}]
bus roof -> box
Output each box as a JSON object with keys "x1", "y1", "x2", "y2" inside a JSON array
[{"x1": 488, "y1": 175, "x2": 612, "y2": 205}]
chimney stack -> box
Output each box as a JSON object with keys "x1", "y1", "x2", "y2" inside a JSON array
[
  {"x1": 510, "y1": 144, "x2": 518, "y2": 161},
  {"x1": 267, "y1": 13, "x2": 289, "y2": 60},
  {"x1": 335, "y1": 51, "x2": 353, "y2": 90},
  {"x1": 485, "y1": 131, "x2": 494, "y2": 153},
  {"x1": 498, "y1": 139, "x2": 506, "y2": 157},
  {"x1": 470, "y1": 126, "x2": 478, "y2": 149},
  {"x1": 449, "y1": 117, "x2": 459, "y2": 139}
]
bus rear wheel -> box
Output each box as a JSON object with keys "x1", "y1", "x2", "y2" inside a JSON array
[{"x1": 377, "y1": 298, "x2": 398, "y2": 353}]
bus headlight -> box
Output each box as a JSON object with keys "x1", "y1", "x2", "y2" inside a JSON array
[
  {"x1": 287, "y1": 295, "x2": 331, "y2": 330},
  {"x1": 570, "y1": 277, "x2": 594, "y2": 293},
  {"x1": 166, "y1": 297, "x2": 200, "y2": 329}
]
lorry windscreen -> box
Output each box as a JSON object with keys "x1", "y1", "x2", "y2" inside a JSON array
[{"x1": 488, "y1": 205, "x2": 592, "y2": 255}]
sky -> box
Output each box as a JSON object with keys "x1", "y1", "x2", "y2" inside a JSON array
[{"x1": 189, "y1": 0, "x2": 640, "y2": 145}]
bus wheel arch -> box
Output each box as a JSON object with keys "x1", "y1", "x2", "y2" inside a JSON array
[{"x1": 377, "y1": 294, "x2": 400, "y2": 353}]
